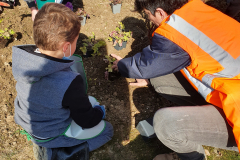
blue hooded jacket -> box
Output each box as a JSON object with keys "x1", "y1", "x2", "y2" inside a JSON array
[{"x1": 12, "y1": 45, "x2": 78, "y2": 138}]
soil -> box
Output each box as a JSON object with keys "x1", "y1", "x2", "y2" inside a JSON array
[{"x1": 0, "y1": 0, "x2": 239, "y2": 160}]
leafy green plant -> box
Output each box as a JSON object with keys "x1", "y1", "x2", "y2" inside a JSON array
[
  {"x1": 92, "y1": 40, "x2": 106, "y2": 56},
  {"x1": 118, "y1": 22, "x2": 125, "y2": 30},
  {"x1": 104, "y1": 55, "x2": 121, "y2": 81},
  {"x1": 80, "y1": 32, "x2": 106, "y2": 56},
  {"x1": 105, "y1": 55, "x2": 116, "y2": 72},
  {"x1": 108, "y1": 22, "x2": 132, "y2": 47},
  {"x1": 0, "y1": 28, "x2": 15, "y2": 40}
]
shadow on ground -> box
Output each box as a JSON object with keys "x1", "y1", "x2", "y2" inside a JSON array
[{"x1": 75, "y1": 33, "x2": 134, "y2": 160}]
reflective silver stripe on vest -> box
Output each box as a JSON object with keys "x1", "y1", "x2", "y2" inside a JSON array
[
  {"x1": 167, "y1": 14, "x2": 240, "y2": 86},
  {"x1": 166, "y1": 14, "x2": 240, "y2": 94},
  {"x1": 182, "y1": 68, "x2": 213, "y2": 99}
]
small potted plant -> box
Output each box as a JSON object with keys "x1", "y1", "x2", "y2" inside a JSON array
[
  {"x1": 75, "y1": 8, "x2": 90, "y2": 26},
  {"x1": 108, "y1": 22, "x2": 132, "y2": 51},
  {"x1": 104, "y1": 55, "x2": 121, "y2": 81},
  {"x1": 0, "y1": 28, "x2": 16, "y2": 48},
  {"x1": 110, "y1": 0, "x2": 122, "y2": 14},
  {"x1": 80, "y1": 32, "x2": 106, "y2": 57}
]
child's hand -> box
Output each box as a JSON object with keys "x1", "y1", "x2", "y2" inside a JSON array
[{"x1": 94, "y1": 105, "x2": 106, "y2": 119}]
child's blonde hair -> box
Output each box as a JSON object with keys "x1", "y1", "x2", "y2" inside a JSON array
[{"x1": 33, "y1": 3, "x2": 80, "y2": 51}]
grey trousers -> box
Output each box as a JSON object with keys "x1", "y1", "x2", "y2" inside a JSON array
[{"x1": 150, "y1": 71, "x2": 238, "y2": 160}]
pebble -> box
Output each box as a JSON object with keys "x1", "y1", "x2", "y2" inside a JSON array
[{"x1": 2, "y1": 105, "x2": 8, "y2": 112}]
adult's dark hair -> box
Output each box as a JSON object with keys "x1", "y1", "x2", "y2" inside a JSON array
[{"x1": 134, "y1": 0, "x2": 188, "y2": 15}]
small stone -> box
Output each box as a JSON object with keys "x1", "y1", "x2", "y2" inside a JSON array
[
  {"x1": 104, "y1": 95, "x2": 109, "y2": 99},
  {"x1": 113, "y1": 92, "x2": 117, "y2": 96},
  {"x1": 2, "y1": 105, "x2": 8, "y2": 112},
  {"x1": 6, "y1": 116, "x2": 14, "y2": 123}
]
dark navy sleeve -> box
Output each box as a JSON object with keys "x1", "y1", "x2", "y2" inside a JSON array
[
  {"x1": 117, "y1": 33, "x2": 191, "y2": 79},
  {"x1": 24, "y1": 0, "x2": 36, "y2": 8},
  {"x1": 62, "y1": 75, "x2": 103, "y2": 128}
]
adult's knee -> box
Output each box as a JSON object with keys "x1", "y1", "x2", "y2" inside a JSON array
[
  {"x1": 153, "y1": 108, "x2": 187, "y2": 152},
  {"x1": 153, "y1": 108, "x2": 174, "y2": 141},
  {"x1": 150, "y1": 78, "x2": 165, "y2": 94}
]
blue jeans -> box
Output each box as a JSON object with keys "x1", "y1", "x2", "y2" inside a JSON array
[{"x1": 150, "y1": 71, "x2": 238, "y2": 160}]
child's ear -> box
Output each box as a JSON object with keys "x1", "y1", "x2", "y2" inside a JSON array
[{"x1": 62, "y1": 42, "x2": 71, "y2": 53}]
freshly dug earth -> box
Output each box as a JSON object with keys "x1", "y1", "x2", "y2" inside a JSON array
[{"x1": 0, "y1": 0, "x2": 239, "y2": 160}]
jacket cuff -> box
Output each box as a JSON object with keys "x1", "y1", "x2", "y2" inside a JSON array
[
  {"x1": 94, "y1": 106, "x2": 104, "y2": 115},
  {"x1": 117, "y1": 59, "x2": 130, "y2": 78}
]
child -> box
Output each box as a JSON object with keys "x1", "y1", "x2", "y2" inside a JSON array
[
  {"x1": 12, "y1": 2, "x2": 113, "y2": 157},
  {"x1": 25, "y1": 0, "x2": 73, "y2": 21}
]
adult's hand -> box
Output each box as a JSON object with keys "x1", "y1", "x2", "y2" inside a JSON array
[
  {"x1": 129, "y1": 79, "x2": 149, "y2": 87},
  {"x1": 110, "y1": 54, "x2": 122, "y2": 71},
  {"x1": 31, "y1": 7, "x2": 38, "y2": 21}
]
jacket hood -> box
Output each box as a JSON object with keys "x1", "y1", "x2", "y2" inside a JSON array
[{"x1": 12, "y1": 45, "x2": 74, "y2": 83}]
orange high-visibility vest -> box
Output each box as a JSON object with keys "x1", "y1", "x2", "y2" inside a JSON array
[{"x1": 154, "y1": 0, "x2": 240, "y2": 151}]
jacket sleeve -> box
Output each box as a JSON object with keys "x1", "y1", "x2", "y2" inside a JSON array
[
  {"x1": 117, "y1": 33, "x2": 191, "y2": 79},
  {"x1": 62, "y1": 75, "x2": 103, "y2": 128},
  {"x1": 24, "y1": 0, "x2": 36, "y2": 8}
]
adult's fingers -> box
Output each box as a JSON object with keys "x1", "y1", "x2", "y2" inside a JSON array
[
  {"x1": 111, "y1": 54, "x2": 122, "y2": 60},
  {"x1": 129, "y1": 79, "x2": 149, "y2": 87},
  {"x1": 129, "y1": 82, "x2": 148, "y2": 87}
]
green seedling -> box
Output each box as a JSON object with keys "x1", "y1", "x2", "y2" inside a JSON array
[
  {"x1": 118, "y1": 22, "x2": 125, "y2": 30},
  {"x1": 80, "y1": 46, "x2": 87, "y2": 55},
  {"x1": 108, "y1": 37, "x2": 113, "y2": 42},
  {"x1": 0, "y1": 28, "x2": 15, "y2": 40},
  {"x1": 92, "y1": 40, "x2": 106, "y2": 56},
  {"x1": 80, "y1": 32, "x2": 106, "y2": 56},
  {"x1": 80, "y1": 32, "x2": 95, "y2": 55},
  {"x1": 106, "y1": 64, "x2": 113, "y2": 72},
  {"x1": 115, "y1": 27, "x2": 121, "y2": 32},
  {"x1": 105, "y1": 55, "x2": 116, "y2": 72}
]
